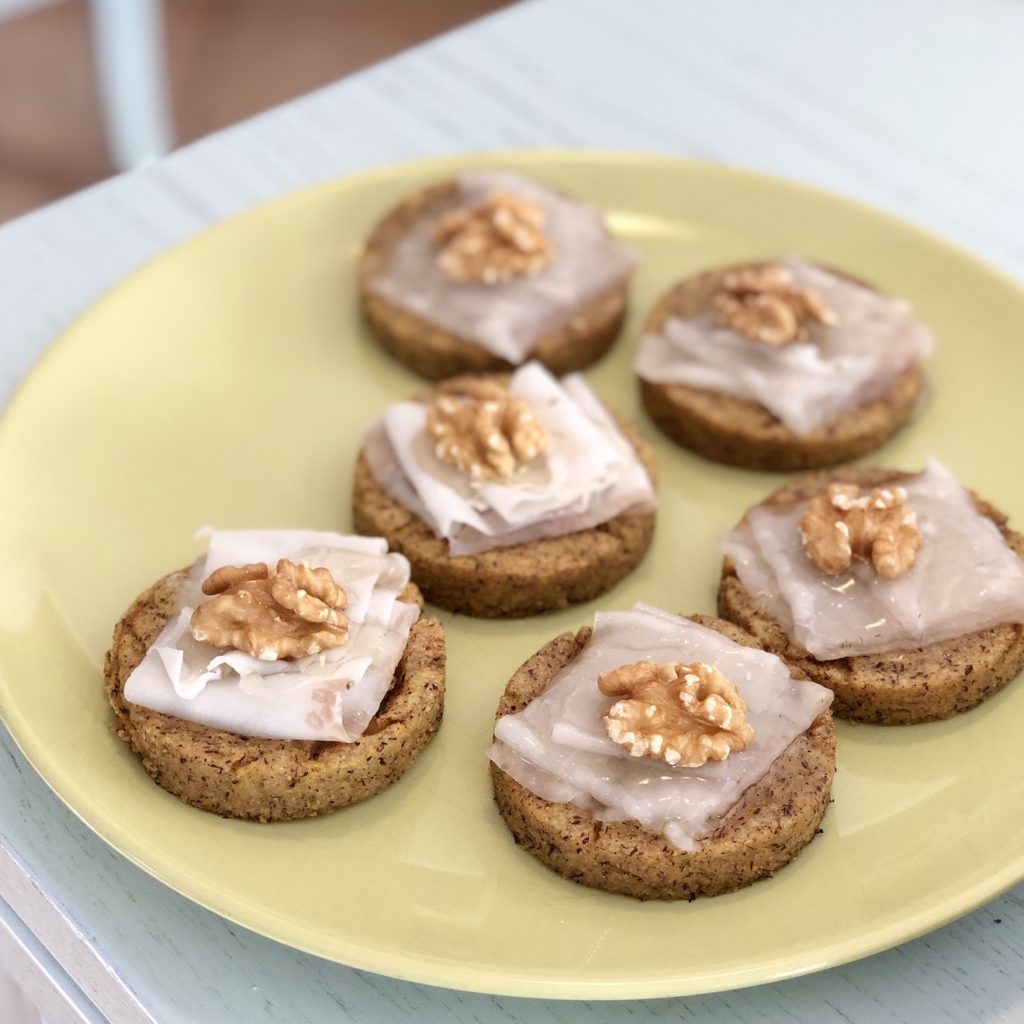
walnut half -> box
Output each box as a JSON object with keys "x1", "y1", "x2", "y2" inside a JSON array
[
  {"x1": 434, "y1": 190, "x2": 554, "y2": 284},
  {"x1": 426, "y1": 379, "x2": 547, "y2": 482},
  {"x1": 710, "y1": 263, "x2": 836, "y2": 346},
  {"x1": 598, "y1": 659, "x2": 754, "y2": 768},
  {"x1": 800, "y1": 483, "x2": 922, "y2": 579},
  {"x1": 190, "y1": 559, "x2": 349, "y2": 661}
]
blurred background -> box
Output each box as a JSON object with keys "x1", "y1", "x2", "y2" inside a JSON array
[{"x1": 0, "y1": 0, "x2": 512, "y2": 223}]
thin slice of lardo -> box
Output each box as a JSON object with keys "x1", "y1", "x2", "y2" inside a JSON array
[
  {"x1": 488, "y1": 603, "x2": 832, "y2": 851},
  {"x1": 123, "y1": 530, "x2": 419, "y2": 742},
  {"x1": 361, "y1": 362, "x2": 656, "y2": 556},
  {"x1": 634, "y1": 261, "x2": 933, "y2": 434},
  {"x1": 719, "y1": 460, "x2": 1024, "y2": 659}
]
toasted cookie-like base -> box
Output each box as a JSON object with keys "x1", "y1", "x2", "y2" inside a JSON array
[
  {"x1": 105, "y1": 570, "x2": 446, "y2": 821},
  {"x1": 352, "y1": 376, "x2": 657, "y2": 618},
  {"x1": 638, "y1": 264, "x2": 924, "y2": 471},
  {"x1": 490, "y1": 616, "x2": 836, "y2": 900},
  {"x1": 358, "y1": 179, "x2": 628, "y2": 381},
  {"x1": 717, "y1": 467, "x2": 1024, "y2": 724}
]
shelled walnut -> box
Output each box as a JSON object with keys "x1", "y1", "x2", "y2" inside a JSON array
[
  {"x1": 710, "y1": 263, "x2": 836, "y2": 346},
  {"x1": 434, "y1": 190, "x2": 554, "y2": 284},
  {"x1": 800, "y1": 483, "x2": 922, "y2": 579},
  {"x1": 598, "y1": 659, "x2": 754, "y2": 768},
  {"x1": 426, "y1": 379, "x2": 547, "y2": 482},
  {"x1": 190, "y1": 559, "x2": 349, "y2": 661}
]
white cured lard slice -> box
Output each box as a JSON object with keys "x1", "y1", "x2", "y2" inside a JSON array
[
  {"x1": 719, "y1": 460, "x2": 1024, "y2": 660},
  {"x1": 488, "y1": 604, "x2": 832, "y2": 852},
  {"x1": 361, "y1": 362, "x2": 656, "y2": 556},
  {"x1": 123, "y1": 530, "x2": 419, "y2": 742},
  {"x1": 364, "y1": 169, "x2": 637, "y2": 362},
  {"x1": 634, "y1": 261, "x2": 934, "y2": 434}
]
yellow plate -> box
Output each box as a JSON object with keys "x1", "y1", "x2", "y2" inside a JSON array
[{"x1": 1, "y1": 152, "x2": 1022, "y2": 1000}]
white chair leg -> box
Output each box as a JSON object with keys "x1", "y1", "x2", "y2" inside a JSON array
[{"x1": 87, "y1": 0, "x2": 174, "y2": 170}]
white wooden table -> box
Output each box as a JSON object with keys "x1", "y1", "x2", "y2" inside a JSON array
[{"x1": 2, "y1": 1, "x2": 1023, "y2": 1020}]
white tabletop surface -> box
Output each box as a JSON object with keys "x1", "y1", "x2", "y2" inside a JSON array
[{"x1": 2, "y1": 1, "x2": 1024, "y2": 1021}]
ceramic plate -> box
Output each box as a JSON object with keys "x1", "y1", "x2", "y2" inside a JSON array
[{"x1": 1, "y1": 153, "x2": 1022, "y2": 999}]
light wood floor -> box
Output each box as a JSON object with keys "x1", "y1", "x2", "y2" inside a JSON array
[{"x1": 0, "y1": 0, "x2": 512, "y2": 223}]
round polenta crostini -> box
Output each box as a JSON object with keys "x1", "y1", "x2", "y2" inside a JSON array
[
  {"x1": 359, "y1": 170, "x2": 635, "y2": 380},
  {"x1": 105, "y1": 530, "x2": 445, "y2": 820},
  {"x1": 353, "y1": 363, "x2": 657, "y2": 618},
  {"x1": 488, "y1": 605, "x2": 836, "y2": 900},
  {"x1": 634, "y1": 260, "x2": 933, "y2": 471},
  {"x1": 717, "y1": 463, "x2": 1024, "y2": 724}
]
